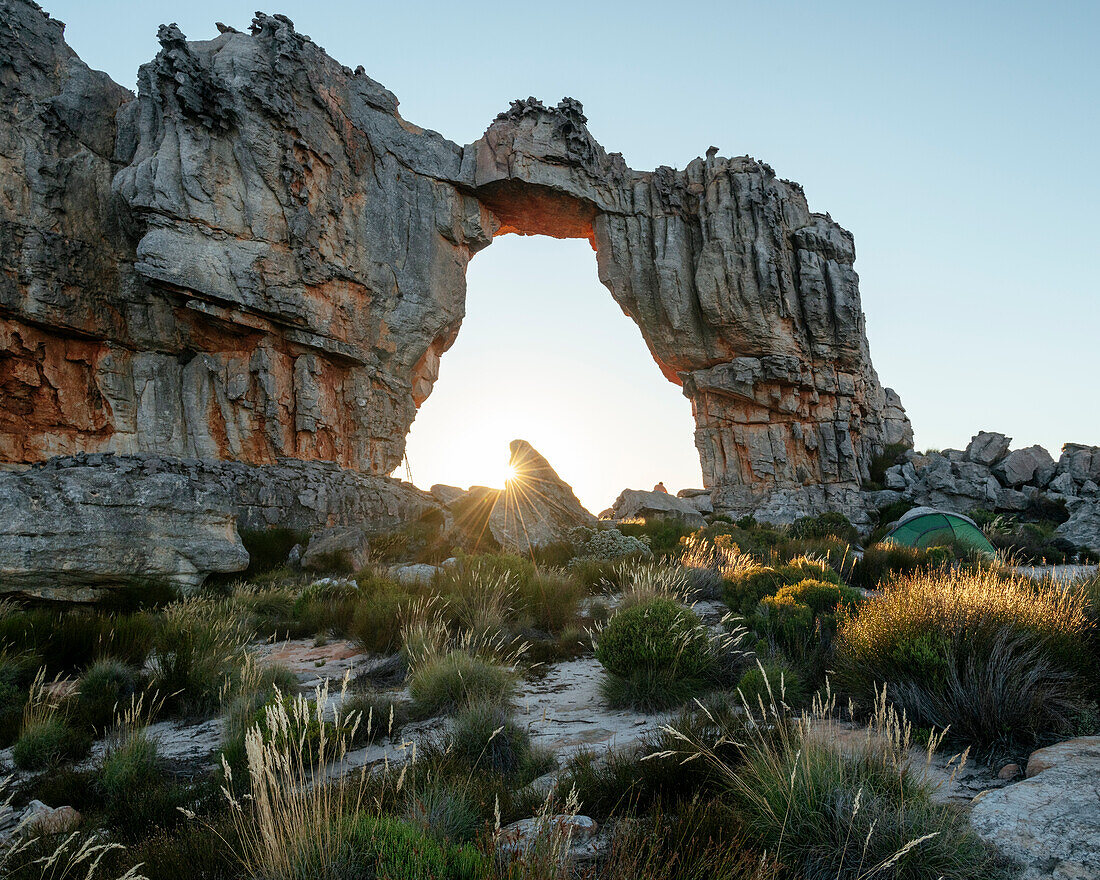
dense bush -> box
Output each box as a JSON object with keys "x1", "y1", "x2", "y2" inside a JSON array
[
  {"x1": 570, "y1": 526, "x2": 652, "y2": 562},
  {"x1": 596, "y1": 598, "x2": 714, "y2": 710},
  {"x1": 342, "y1": 691, "x2": 409, "y2": 745},
  {"x1": 0, "y1": 609, "x2": 155, "y2": 674},
  {"x1": 789, "y1": 512, "x2": 859, "y2": 544},
  {"x1": 150, "y1": 600, "x2": 251, "y2": 717},
  {"x1": 618, "y1": 519, "x2": 696, "y2": 558},
  {"x1": 447, "y1": 702, "x2": 552, "y2": 781},
  {"x1": 408, "y1": 651, "x2": 515, "y2": 716},
  {"x1": 736, "y1": 658, "x2": 807, "y2": 709},
  {"x1": 286, "y1": 814, "x2": 488, "y2": 880},
  {"x1": 724, "y1": 556, "x2": 841, "y2": 615},
  {"x1": 13, "y1": 718, "x2": 91, "y2": 770},
  {"x1": 836, "y1": 569, "x2": 1094, "y2": 753},
  {"x1": 76, "y1": 659, "x2": 140, "y2": 731},
  {"x1": 848, "y1": 542, "x2": 950, "y2": 590}
]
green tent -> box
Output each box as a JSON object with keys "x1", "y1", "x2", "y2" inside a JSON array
[{"x1": 882, "y1": 507, "x2": 996, "y2": 555}]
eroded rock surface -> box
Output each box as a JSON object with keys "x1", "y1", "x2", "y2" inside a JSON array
[
  {"x1": 970, "y1": 736, "x2": 1100, "y2": 880},
  {"x1": 0, "y1": 460, "x2": 248, "y2": 593},
  {"x1": 1, "y1": 2, "x2": 911, "y2": 525}
]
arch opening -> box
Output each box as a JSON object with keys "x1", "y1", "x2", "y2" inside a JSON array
[{"x1": 401, "y1": 234, "x2": 703, "y2": 514}]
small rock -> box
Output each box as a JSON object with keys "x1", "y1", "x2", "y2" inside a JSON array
[
  {"x1": 497, "y1": 815, "x2": 599, "y2": 860},
  {"x1": 996, "y1": 763, "x2": 1020, "y2": 780},
  {"x1": 24, "y1": 801, "x2": 81, "y2": 835}
]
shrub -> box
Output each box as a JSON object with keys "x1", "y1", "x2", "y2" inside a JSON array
[
  {"x1": 404, "y1": 784, "x2": 482, "y2": 845},
  {"x1": 618, "y1": 519, "x2": 696, "y2": 558},
  {"x1": 98, "y1": 729, "x2": 188, "y2": 836},
  {"x1": 286, "y1": 814, "x2": 488, "y2": 880},
  {"x1": 76, "y1": 659, "x2": 140, "y2": 731},
  {"x1": 0, "y1": 609, "x2": 155, "y2": 674},
  {"x1": 0, "y1": 652, "x2": 31, "y2": 746},
  {"x1": 724, "y1": 556, "x2": 840, "y2": 615},
  {"x1": 836, "y1": 569, "x2": 1094, "y2": 752},
  {"x1": 448, "y1": 702, "x2": 553, "y2": 781},
  {"x1": 570, "y1": 526, "x2": 652, "y2": 563},
  {"x1": 12, "y1": 718, "x2": 90, "y2": 770},
  {"x1": 347, "y1": 582, "x2": 410, "y2": 654},
  {"x1": 515, "y1": 569, "x2": 586, "y2": 633},
  {"x1": 849, "y1": 542, "x2": 944, "y2": 590},
  {"x1": 736, "y1": 658, "x2": 807, "y2": 709},
  {"x1": 150, "y1": 599, "x2": 251, "y2": 717},
  {"x1": 342, "y1": 691, "x2": 409, "y2": 745},
  {"x1": 789, "y1": 511, "x2": 859, "y2": 544},
  {"x1": 596, "y1": 599, "x2": 712, "y2": 681},
  {"x1": 596, "y1": 599, "x2": 714, "y2": 711},
  {"x1": 408, "y1": 651, "x2": 515, "y2": 716}
]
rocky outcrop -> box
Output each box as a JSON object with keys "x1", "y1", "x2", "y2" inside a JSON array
[
  {"x1": 0, "y1": 452, "x2": 440, "y2": 592},
  {"x1": 447, "y1": 440, "x2": 597, "y2": 553},
  {"x1": 0, "y1": 461, "x2": 248, "y2": 596},
  {"x1": 970, "y1": 736, "x2": 1100, "y2": 880},
  {"x1": 875, "y1": 434, "x2": 1100, "y2": 552},
  {"x1": 606, "y1": 489, "x2": 707, "y2": 529},
  {"x1": 1, "y1": 2, "x2": 910, "y2": 526}
]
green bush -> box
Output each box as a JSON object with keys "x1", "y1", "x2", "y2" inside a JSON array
[
  {"x1": 515, "y1": 569, "x2": 586, "y2": 633},
  {"x1": 0, "y1": 609, "x2": 155, "y2": 675},
  {"x1": 408, "y1": 651, "x2": 515, "y2": 716},
  {"x1": 736, "y1": 658, "x2": 807, "y2": 709},
  {"x1": 596, "y1": 599, "x2": 714, "y2": 711},
  {"x1": 596, "y1": 599, "x2": 712, "y2": 681},
  {"x1": 97, "y1": 731, "x2": 190, "y2": 837},
  {"x1": 149, "y1": 601, "x2": 250, "y2": 717},
  {"x1": 618, "y1": 519, "x2": 696, "y2": 558},
  {"x1": 790, "y1": 512, "x2": 859, "y2": 544},
  {"x1": 724, "y1": 556, "x2": 840, "y2": 615},
  {"x1": 850, "y1": 542, "x2": 945, "y2": 590},
  {"x1": 287, "y1": 814, "x2": 488, "y2": 880},
  {"x1": 0, "y1": 653, "x2": 31, "y2": 746},
  {"x1": 75, "y1": 659, "x2": 140, "y2": 731},
  {"x1": 836, "y1": 569, "x2": 1094, "y2": 753},
  {"x1": 12, "y1": 718, "x2": 91, "y2": 770},
  {"x1": 343, "y1": 691, "x2": 409, "y2": 745},
  {"x1": 347, "y1": 582, "x2": 411, "y2": 654},
  {"x1": 404, "y1": 784, "x2": 482, "y2": 845},
  {"x1": 447, "y1": 703, "x2": 552, "y2": 781}
]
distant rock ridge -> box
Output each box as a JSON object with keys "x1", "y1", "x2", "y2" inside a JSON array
[{"x1": 1, "y1": 0, "x2": 910, "y2": 526}]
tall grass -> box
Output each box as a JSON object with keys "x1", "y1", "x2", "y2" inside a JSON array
[
  {"x1": 836, "y1": 568, "x2": 1094, "y2": 752},
  {"x1": 656, "y1": 687, "x2": 1000, "y2": 879}
]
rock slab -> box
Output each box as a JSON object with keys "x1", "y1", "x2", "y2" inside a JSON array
[{"x1": 970, "y1": 736, "x2": 1100, "y2": 880}]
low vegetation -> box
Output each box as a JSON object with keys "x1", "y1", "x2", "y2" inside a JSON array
[{"x1": 0, "y1": 509, "x2": 1094, "y2": 879}]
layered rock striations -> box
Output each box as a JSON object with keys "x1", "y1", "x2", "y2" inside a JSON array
[{"x1": 2, "y1": 1, "x2": 911, "y2": 527}]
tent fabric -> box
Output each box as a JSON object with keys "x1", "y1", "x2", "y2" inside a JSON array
[{"x1": 883, "y1": 509, "x2": 996, "y2": 555}]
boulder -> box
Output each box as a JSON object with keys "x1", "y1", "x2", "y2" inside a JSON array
[
  {"x1": 966, "y1": 432, "x2": 1012, "y2": 466},
  {"x1": 994, "y1": 445, "x2": 1056, "y2": 487},
  {"x1": 1048, "y1": 472, "x2": 1077, "y2": 496},
  {"x1": 0, "y1": 464, "x2": 247, "y2": 595},
  {"x1": 453, "y1": 441, "x2": 596, "y2": 553},
  {"x1": 300, "y1": 525, "x2": 372, "y2": 572},
  {"x1": 390, "y1": 563, "x2": 441, "y2": 586},
  {"x1": 610, "y1": 488, "x2": 706, "y2": 528},
  {"x1": 1058, "y1": 444, "x2": 1100, "y2": 483},
  {"x1": 970, "y1": 736, "x2": 1100, "y2": 879},
  {"x1": 1056, "y1": 498, "x2": 1100, "y2": 553},
  {"x1": 497, "y1": 815, "x2": 601, "y2": 864}
]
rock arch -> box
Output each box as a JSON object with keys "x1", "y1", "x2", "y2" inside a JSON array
[{"x1": 0, "y1": 4, "x2": 911, "y2": 522}]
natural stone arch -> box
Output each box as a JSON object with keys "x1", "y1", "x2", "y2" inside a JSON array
[{"x1": 0, "y1": 5, "x2": 911, "y2": 524}]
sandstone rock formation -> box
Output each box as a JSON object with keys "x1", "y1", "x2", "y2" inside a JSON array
[
  {"x1": 0, "y1": 460, "x2": 248, "y2": 595},
  {"x1": 441, "y1": 440, "x2": 597, "y2": 553},
  {"x1": 1, "y1": 1, "x2": 911, "y2": 527},
  {"x1": 970, "y1": 736, "x2": 1100, "y2": 880},
  {"x1": 874, "y1": 434, "x2": 1100, "y2": 552}
]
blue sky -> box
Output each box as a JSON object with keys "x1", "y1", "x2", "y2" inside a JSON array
[{"x1": 44, "y1": 1, "x2": 1099, "y2": 511}]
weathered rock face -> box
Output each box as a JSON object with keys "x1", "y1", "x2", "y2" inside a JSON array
[
  {"x1": 451, "y1": 440, "x2": 597, "y2": 553},
  {"x1": 970, "y1": 736, "x2": 1100, "y2": 880},
  {"x1": 877, "y1": 434, "x2": 1100, "y2": 552},
  {"x1": 0, "y1": 460, "x2": 248, "y2": 596},
  {"x1": 1, "y1": 2, "x2": 910, "y2": 524}
]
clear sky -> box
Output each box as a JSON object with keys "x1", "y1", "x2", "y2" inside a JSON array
[{"x1": 43, "y1": 0, "x2": 1099, "y2": 512}]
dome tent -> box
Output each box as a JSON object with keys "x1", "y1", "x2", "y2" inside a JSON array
[{"x1": 882, "y1": 507, "x2": 996, "y2": 556}]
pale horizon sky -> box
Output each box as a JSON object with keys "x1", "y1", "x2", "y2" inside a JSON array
[{"x1": 41, "y1": 0, "x2": 1099, "y2": 513}]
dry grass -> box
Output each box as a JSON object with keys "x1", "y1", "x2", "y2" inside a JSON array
[{"x1": 836, "y1": 567, "x2": 1094, "y2": 751}]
